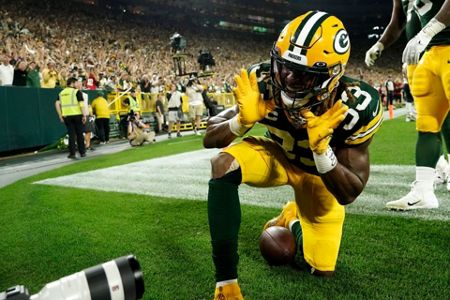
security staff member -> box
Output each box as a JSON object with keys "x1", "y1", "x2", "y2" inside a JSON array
[
  {"x1": 55, "y1": 77, "x2": 87, "y2": 159},
  {"x1": 123, "y1": 90, "x2": 140, "y2": 115}
]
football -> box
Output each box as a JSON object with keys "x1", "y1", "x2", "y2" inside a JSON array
[{"x1": 259, "y1": 226, "x2": 296, "y2": 266}]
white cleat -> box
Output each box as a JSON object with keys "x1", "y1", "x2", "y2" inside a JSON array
[
  {"x1": 435, "y1": 155, "x2": 449, "y2": 185},
  {"x1": 386, "y1": 181, "x2": 439, "y2": 211}
]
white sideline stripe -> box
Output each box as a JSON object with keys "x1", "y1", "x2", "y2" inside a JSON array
[{"x1": 35, "y1": 149, "x2": 450, "y2": 221}]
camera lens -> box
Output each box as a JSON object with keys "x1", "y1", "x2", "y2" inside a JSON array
[
  {"x1": 83, "y1": 255, "x2": 145, "y2": 300},
  {"x1": 28, "y1": 254, "x2": 145, "y2": 300},
  {"x1": 115, "y1": 255, "x2": 145, "y2": 300}
]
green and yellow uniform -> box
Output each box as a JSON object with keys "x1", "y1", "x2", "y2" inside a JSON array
[
  {"x1": 408, "y1": 0, "x2": 450, "y2": 133},
  {"x1": 221, "y1": 63, "x2": 382, "y2": 272},
  {"x1": 402, "y1": 0, "x2": 423, "y2": 41}
]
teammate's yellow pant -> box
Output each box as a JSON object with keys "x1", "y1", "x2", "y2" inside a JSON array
[
  {"x1": 223, "y1": 136, "x2": 344, "y2": 271},
  {"x1": 410, "y1": 46, "x2": 450, "y2": 132}
]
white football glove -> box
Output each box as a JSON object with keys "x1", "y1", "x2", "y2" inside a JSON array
[
  {"x1": 365, "y1": 42, "x2": 384, "y2": 67},
  {"x1": 402, "y1": 18, "x2": 446, "y2": 64}
]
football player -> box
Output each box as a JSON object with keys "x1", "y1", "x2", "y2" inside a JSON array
[
  {"x1": 204, "y1": 11, "x2": 383, "y2": 300},
  {"x1": 365, "y1": 0, "x2": 450, "y2": 208}
]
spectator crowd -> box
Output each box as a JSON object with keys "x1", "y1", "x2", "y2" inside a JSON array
[{"x1": 0, "y1": 0, "x2": 405, "y2": 107}]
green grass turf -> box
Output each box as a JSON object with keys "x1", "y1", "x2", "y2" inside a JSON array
[{"x1": 0, "y1": 117, "x2": 449, "y2": 299}]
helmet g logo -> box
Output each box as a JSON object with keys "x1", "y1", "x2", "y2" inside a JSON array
[{"x1": 334, "y1": 29, "x2": 350, "y2": 54}]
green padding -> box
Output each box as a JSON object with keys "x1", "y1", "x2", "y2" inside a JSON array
[{"x1": 0, "y1": 86, "x2": 99, "y2": 153}]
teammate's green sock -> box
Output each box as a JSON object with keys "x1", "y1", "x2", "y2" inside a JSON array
[
  {"x1": 416, "y1": 132, "x2": 442, "y2": 168},
  {"x1": 208, "y1": 170, "x2": 242, "y2": 282}
]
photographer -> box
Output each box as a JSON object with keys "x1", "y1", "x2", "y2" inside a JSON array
[{"x1": 127, "y1": 113, "x2": 155, "y2": 147}]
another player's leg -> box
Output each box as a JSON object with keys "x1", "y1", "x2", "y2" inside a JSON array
[
  {"x1": 386, "y1": 51, "x2": 447, "y2": 210},
  {"x1": 439, "y1": 113, "x2": 450, "y2": 191}
]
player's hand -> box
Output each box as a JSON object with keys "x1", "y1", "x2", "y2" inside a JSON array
[
  {"x1": 301, "y1": 100, "x2": 348, "y2": 154},
  {"x1": 402, "y1": 18, "x2": 445, "y2": 64},
  {"x1": 402, "y1": 31, "x2": 431, "y2": 64},
  {"x1": 233, "y1": 69, "x2": 274, "y2": 126},
  {"x1": 365, "y1": 42, "x2": 384, "y2": 67}
]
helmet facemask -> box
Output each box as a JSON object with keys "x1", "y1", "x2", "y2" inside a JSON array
[{"x1": 270, "y1": 47, "x2": 343, "y2": 128}]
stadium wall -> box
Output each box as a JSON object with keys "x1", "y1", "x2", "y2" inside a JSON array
[{"x1": 0, "y1": 86, "x2": 97, "y2": 154}]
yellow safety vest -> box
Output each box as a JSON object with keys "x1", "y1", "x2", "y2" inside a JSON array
[
  {"x1": 127, "y1": 96, "x2": 140, "y2": 113},
  {"x1": 60, "y1": 87, "x2": 82, "y2": 116}
]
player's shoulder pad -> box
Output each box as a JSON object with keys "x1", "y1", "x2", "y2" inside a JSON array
[{"x1": 337, "y1": 75, "x2": 383, "y2": 145}]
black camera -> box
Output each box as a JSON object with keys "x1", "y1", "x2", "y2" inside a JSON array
[
  {"x1": 128, "y1": 112, "x2": 136, "y2": 122},
  {"x1": 0, "y1": 255, "x2": 144, "y2": 300},
  {"x1": 197, "y1": 49, "x2": 215, "y2": 71},
  {"x1": 170, "y1": 32, "x2": 187, "y2": 53}
]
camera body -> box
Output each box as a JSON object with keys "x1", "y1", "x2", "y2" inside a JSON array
[
  {"x1": 197, "y1": 49, "x2": 215, "y2": 71},
  {"x1": 0, "y1": 255, "x2": 144, "y2": 300},
  {"x1": 170, "y1": 33, "x2": 187, "y2": 53},
  {"x1": 0, "y1": 286, "x2": 29, "y2": 300},
  {"x1": 128, "y1": 112, "x2": 136, "y2": 122}
]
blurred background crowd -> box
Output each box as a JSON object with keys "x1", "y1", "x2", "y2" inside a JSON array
[{"x1": 0, "y1": 0, "x2": 405, "y2": 101}]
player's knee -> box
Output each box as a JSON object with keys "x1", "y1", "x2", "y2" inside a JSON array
[
  {"x1": 410, "y1": 71, "x2": 429, "y2": 98},
  {"x1": 210, "y1": 152, "x2": 240, "y2": 179},
  {"x1": 416, "y1": 116, "x2": 440, "y2": 133}
]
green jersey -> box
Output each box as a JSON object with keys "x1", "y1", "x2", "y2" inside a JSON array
[
  {"x1": 249, "y1": 62, "x2": 383, "y2": 175},
  {"x1": 414, "y1": 0, "x2": 450, "y2": 46},
  {"x1": 402, "y1": 0, "x2": 422, "y2": 40}
]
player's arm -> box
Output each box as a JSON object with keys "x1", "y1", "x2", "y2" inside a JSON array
[
  {"x1": 433, "y1": 0, "x2": 450, "y2": 24},
  {"x1": 203, "y1": 105, "x2": 240, "y2": 148},
  {"x1": 301, "y1": 100, "x2": 373, "y2": 205},
  {"x1": 365, "y1": 0, "x2": 405, "y2": 66},
  {"x1": 378, "y1": 0, "x2": 406, "y2": 47},
  {"x1": 321, "y1": 140, "x2": 371, "y2": 205}
]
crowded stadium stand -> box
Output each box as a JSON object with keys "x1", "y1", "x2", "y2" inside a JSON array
[{"x1": 0, "y1": 0, "x2": 404, "y2": 154}]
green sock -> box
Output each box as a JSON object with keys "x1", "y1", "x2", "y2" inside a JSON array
[
  {"x1": 208, "y1": 170, "x2": 242, "y2": 282},
  {"x1": 440, "y1": 113, "x2": 450, "y2": 153},
  {"x1": 416, "y1": 132, "x2": 442, "y2": 168},
  {"x1": 290, "y1": 220, "x2": 303, "y2": 254}
]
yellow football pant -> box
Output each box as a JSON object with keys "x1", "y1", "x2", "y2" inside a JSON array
[
  {"x1": 223, "y1": 136, "x2": 345, "y2": 272},
  {"x1": 410, "y1": 46, "x2": 450, "y2": 132}
]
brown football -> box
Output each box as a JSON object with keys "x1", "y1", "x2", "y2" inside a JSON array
[{"x1": 259, "y1": 226, "x2": 296, "y2": 266}]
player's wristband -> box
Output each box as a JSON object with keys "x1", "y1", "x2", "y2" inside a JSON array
[
  {"x1": 229, "y1": 115, "x2": 252, "y2": 136},
  {"x1": 421, "y1": 18, "x2": 446, "y2": 39},
  {"x1": 313, "y1": 146, "x2": 338, "y2": 174}
]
